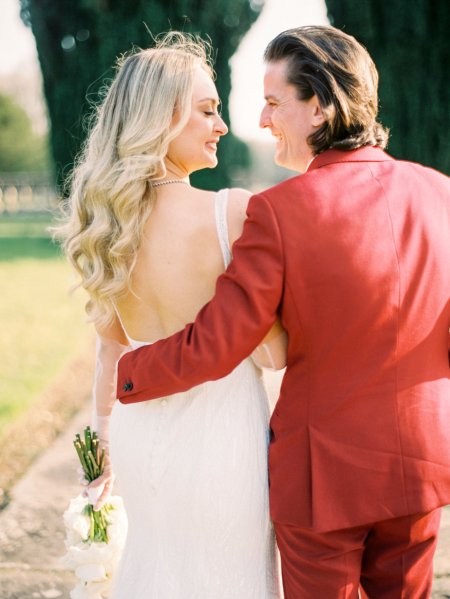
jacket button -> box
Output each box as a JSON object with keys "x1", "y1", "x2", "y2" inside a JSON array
[{"x1": 123, "y1": 382, "x2": 133, "y2": 392}]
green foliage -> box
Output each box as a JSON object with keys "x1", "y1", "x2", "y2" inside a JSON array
[
  {"x1": 20, "y1": 0, "x2": 263, "y2": 190},
  {"x1": 0, "y1": 94, "x2": 50, "y2": 172},
  {"x1": 325, "y1": 0, "x2": 450, "y2": 174}
]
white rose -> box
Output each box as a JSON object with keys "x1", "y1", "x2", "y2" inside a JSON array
[
  {"x1": 75, "y1": 564, "x2": 107, "y2": 582},
  {"x1": 106, "y1": 495, "x2": 123, "y2": 509},
  {"x1": 85, "y1": 579, "x2": 111, "y2": 596},
  {"x1": 71, "y1": 514, "x2": 91, "y2": 540},
  {"x1": 63, "y1": 543, "x2": 109, "y2": 572},
  {"x1": 63, "y1": 494, "x2": 127, "y2": 599},
  {"x1": 64, "y1": 529, "x2": 85, "y2": 549},
  {"x1": 70, "y1": 583, "x2": 102, "y2": 599},
  {"x1": 64, "y1": 494, "x2": 88, "y2": 519},
  {"x1": 63, "y1": 495, "x2": 90, "y2": 541},
  {"x1": 76, "y1": 542, "x2": 112, "y2": 565},
  {"x1": 107, "y1": 510, "x2": 127, "y2": 547}
]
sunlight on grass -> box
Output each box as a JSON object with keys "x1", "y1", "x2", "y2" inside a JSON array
[{"x1": 0, "y1": 215, "x2": 92, "y2": 438}]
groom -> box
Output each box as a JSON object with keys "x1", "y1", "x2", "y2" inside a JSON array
[{"x1": 117, "y1": 26, "x2": 450, "y2": 597}]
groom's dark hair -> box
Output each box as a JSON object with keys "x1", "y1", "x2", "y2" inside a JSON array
[{"x1": 264, "y1": 26, "x2": 389, "y2": 154}]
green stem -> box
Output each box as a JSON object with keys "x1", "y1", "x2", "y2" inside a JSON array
[
  {"x1": 85, "y1": 427, "x2": 92, "y2": 453},
  {"x1": 74, "y1": 442, "x2": 91, "y2": 480},
  {"x1": 99, "y1": 448, "x2": 105, "y2": 474},
  {"x1": 87, "y1": 450, "x2": 100, "y2": 478}
]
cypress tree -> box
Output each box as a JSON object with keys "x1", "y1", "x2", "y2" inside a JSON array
[
  {"x1": 325, "y1": 0, "x2": 450, "y2": 174},
  {"x1": 20, "y1": 0, "x2": 263, "y2": 189}
]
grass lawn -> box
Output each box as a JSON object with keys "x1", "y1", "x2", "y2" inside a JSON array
[{"x1": 0, "y1": 213, "x2": 92, "y2": 439}]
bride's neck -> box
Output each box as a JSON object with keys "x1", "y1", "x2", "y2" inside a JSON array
[{"x1": 163, "y1": 159, "x2": 190, "y2": 181}]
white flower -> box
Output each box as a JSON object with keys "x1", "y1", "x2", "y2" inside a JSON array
[
  {"x1": 64, "y1": 494, "x2": 88, "y2": 516},
  {"x1": 63, "y1": 542, "x2": 111, "y2": 569},
  {"x1": 63, "y1": 495, "x2": 90, "y2": 541},
  {"x1": 85, "y1": 580, "x2": 111, "y2": 595},
  {"x1": 75, "y1": 564, "x2": 107, "y2": 582},
  {"x1": 62, "y1": 494, "x2": 127, "y2": 599},
  {"x1": 73, "y1": 514, "x2": 91, "y2": 540},
  {"x1": 106, "y1": 500, "x2": 127, "y2": 546},
  {"x1": 65, "y1": 529, "x2": 84, "y2": 549},
  {"x1": 105, "y1": 495, "x2": 122, "y2": 509},
  {"x1": 70, "y1": 584, "x2": 102, "y2": 599}
]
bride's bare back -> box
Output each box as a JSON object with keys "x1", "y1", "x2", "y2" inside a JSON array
[{"x1": 114, "y1": 185, "x2": 249, "y2": 343}]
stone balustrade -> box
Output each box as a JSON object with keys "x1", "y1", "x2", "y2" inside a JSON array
[{"x1": 0, "y1": 172, "x2": 58, "y2": 214}]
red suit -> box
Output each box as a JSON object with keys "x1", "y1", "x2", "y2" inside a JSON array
[{"x1": 117, "y1": 146, "x2": 450, "y2": 595}]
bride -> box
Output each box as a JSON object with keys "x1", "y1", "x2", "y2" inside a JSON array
[{"x1": 59, "y1": 32, "x2": 286, "y2": 597}]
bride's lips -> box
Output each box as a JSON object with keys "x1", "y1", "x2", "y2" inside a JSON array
[{"x1": 205, "y1": 140, "x2": 219, "y2": 152}]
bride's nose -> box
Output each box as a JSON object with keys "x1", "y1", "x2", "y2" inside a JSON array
[{"x1": 215, "y1": 114, "x2": 228, "y2": 136}]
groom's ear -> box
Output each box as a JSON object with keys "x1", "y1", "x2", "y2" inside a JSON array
[{"x1": 311, "y1": 96, "x2": 326, "y2": 128}]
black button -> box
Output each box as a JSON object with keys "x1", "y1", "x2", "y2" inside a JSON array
[{"x1": 123, "y1": 382, "x2": 133, "y2": 392}]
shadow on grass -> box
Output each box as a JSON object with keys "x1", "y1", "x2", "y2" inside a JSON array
[{"x1": 0, "y1": 237, "x2": 63, "y2": 261}]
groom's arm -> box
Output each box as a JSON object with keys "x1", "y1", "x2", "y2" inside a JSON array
[{"x1": 117, "y1": 193, "x2": 284, "y2": 403}]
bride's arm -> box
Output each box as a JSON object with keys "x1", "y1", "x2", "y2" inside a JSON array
[
  {"x1": 87, "y1": 317, "x2": 130, "y2": 509},
  {"x1": 251, "y1": 320, "x2": 288, "y2": 370},
  {"x1": 92, "y1": 318, "x2": 129, "y2": 442}
]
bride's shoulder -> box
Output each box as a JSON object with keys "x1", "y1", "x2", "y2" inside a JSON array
[
  {"x1": 226, "y1": 187, "x2": 252, "y2": 201},
  {"x1": 225, "y1": 187, "x2": 253, "y2": 243},
  {"x1": 226, "y1": 186, "x2": 252, "y2": 212}
]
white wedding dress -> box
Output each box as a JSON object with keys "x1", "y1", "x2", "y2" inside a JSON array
[{"x1": 108, "y1": 190, "x2": 281, "y2": 598}]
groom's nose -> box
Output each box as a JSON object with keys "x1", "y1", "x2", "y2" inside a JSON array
[{"x1": 259, "y1": 105, "x2": 272, "y2": 129}]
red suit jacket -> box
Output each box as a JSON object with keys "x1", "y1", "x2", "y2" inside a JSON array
[{"x1": 117, "y1": 146, "x2": 450, "y2": 532}]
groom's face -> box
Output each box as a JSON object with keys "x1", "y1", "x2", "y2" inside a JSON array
[{"x1": 260, "y1": 59, "x2": 324, "y2": 173}]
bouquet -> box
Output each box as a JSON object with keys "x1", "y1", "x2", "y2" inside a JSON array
[{"x1": 61, "y1": 427, "x2": 127, "y2": 599}]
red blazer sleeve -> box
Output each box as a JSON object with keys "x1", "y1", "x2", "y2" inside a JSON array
[{"x1": 117, "y1": 193, "x2": 284, "y2": 403}]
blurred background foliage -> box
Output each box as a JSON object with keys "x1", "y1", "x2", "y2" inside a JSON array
[
  {"x1": 325, "y1": 0, "x2": 450, "y2": 174},
  {"x1": 16, "y1": 0, "x2": 450, "y2": 188},
  {"x1": 0, "y1": 93, "x2": 50, "y2": 172},
  {"x1": 19, "y1": 0, "x2": 263, "y2": 191}
]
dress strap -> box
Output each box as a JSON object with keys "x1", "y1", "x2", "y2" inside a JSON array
[
  {"x1": 113, "y1": 304, "x2": 153, "y2": 347},
  {"x1": 214, "y1": 189, "x2": 232, "y2": 269},
  {"x1": 113, "y1": 304, "x2": 133, "y2": 344}
]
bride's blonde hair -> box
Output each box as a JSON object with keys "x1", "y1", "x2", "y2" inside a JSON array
[{"x1": 56, "y1": 32, "x2": 213, "y2": 328}]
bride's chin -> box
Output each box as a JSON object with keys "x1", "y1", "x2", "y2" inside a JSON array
[{"x1": 201, "y1": 155, "x2": 218, "y2": 169}]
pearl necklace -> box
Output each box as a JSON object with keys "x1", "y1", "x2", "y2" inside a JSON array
[{"x1": 151, "y1": 179, "x2": 189, "y2": 187}]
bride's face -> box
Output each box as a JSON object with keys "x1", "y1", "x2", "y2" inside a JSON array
[{"x1": 166, "y1": 67, "x2": 228, "y2": 175}]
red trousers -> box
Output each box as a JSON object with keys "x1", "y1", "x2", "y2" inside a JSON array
[{"x1": 274, "y1": 509, "x2": 441, "y2": 598}]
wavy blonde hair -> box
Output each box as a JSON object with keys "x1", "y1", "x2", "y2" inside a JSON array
[{"x1": 56, "y1": 32, "x2": 213, "y2": 328}]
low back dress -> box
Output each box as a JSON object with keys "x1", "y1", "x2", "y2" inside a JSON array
[{"x1": 108, "y1": 189, "x2": 280, "y2": 598}]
